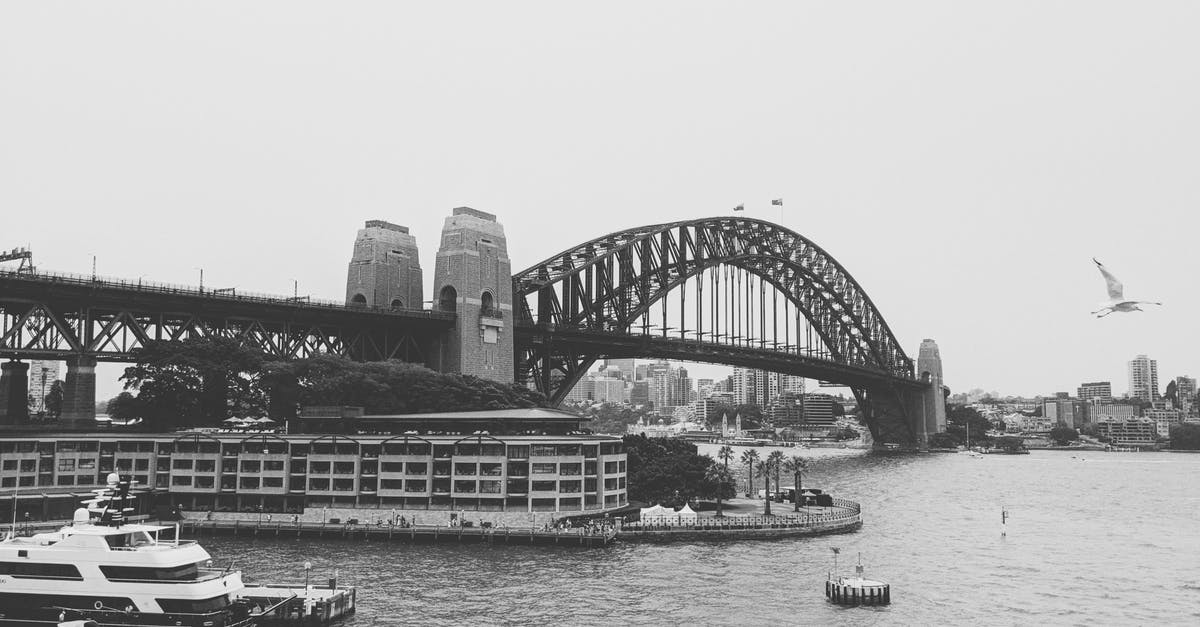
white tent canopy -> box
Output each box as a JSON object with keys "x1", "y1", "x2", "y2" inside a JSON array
[{"x1": 639, "y1": 504, "x2": 697, "y2": 526}]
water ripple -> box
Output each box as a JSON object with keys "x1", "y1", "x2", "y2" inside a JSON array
[{"x1": 200, "y1": 450, "x2": 1200, "y2": 625}]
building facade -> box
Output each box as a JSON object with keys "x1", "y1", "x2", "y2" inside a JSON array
[
  {"x1": 1077, "y1": 381, "x2": 1113, "y2": 403},
  {"x1": 1128, "y1": 355, "x2": 1159, "y2": 403},
  {"x1": 1174, "y1": 376, "x2": 1196, "y2": 414},
  {"x1": 0, "y1": 409, "x2": 628, "y2": 524},
  {"x1": 1096, "y1": 417, "x2": 1157, "y2": 445}
]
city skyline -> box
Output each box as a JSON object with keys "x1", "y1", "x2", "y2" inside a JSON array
[{"x1": 4, "y1": 2, "x2": 1199, "y2": 402}]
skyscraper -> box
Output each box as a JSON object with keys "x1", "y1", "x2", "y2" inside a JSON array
[{"x1": 1128, "y1": 355, "x2": 1159, "y2": 403}]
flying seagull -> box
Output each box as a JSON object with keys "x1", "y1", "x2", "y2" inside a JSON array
[{"x1": 1091, "y1": 258, "x2": 1162, "y2": 318}]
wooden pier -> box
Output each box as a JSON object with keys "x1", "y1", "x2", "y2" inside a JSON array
[
  {"x1": 178, "y1": 518, "x2": 617, "y2": 548},
  {"x1": 240, "y1": 582, "x2": 357, "y2": 625}
]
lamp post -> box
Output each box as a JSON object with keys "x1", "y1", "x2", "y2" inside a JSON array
[{"x1": 304, "y1": 561, "x2": 312, "y2": 594}]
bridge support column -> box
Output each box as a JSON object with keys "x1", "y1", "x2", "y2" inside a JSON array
[
  {"x1": 61, "y1": 356, "x2": 97, "y2": 428},
  {"x1": 0, "y1": 360, "x2": 30, "y2": 425},
  {"x1": 432, "y1": 207, "x2": 515, "y2": 383}
]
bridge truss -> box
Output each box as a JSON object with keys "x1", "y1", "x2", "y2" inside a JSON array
[
  {"x1": 512, "y1": 217, "x2": 925, "y2": 444},
  {"x1": 0, "y1": 271, "x2": 454, "y2": 364}
]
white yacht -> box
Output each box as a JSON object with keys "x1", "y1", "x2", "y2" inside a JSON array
[{"x1": 0, "y1": 474, "x2": 255, "y2": 627}]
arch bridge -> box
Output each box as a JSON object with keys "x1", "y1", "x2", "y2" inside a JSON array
[{"x1": 512, "y1": 217, "x2": 943, "y2": 447}]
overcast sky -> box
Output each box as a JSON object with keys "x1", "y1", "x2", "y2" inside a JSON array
[{"x1": 3, "y1": 2, "x2": 1197, "y2": 403}]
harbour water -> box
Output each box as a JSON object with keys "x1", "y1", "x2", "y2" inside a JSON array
[{"x1": 204, "y1": 449, "x2": 1200, "y2": 625}]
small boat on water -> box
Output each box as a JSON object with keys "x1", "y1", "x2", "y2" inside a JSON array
[{"x1": 0, "y1": 474, "x2": 259, "y2": 626}]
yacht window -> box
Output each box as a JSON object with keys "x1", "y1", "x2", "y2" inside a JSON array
[
  {"x1": 102, "y1": 561, "x2": 203, "y2": 581},
  {"x1": 156, "y1": 594, "x2": 230, "y2": 613},
  {"x1": 0, "y1": 561, "x2": 83, "y2": 579}
]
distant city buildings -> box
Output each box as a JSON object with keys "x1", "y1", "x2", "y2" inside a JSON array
[
  {"x1": 1128, "y1": 354, "x2": 1159, "y2": 403},
  {"x1": 1043, "y1": 394, "x2": 1084, "y2": 428},
  {"x1": 1145, "y1": 408, "x2": 1183, "y2": 439},
  {"x1": 1097, "y1": 417, "x2": 1157, "y2": 445},
  {"x1": 1173, "y1": 376, "x2": 1196, "y2": 414},
  {"x1": 1076, "y1": 381, "x2": 1113, "y2": 403},
  {"x1": 26, "y1": 359, "x2": 60, "y2": 414}
]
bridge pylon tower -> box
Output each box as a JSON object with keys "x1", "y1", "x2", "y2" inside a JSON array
[
  {"x1": 432, "y1": 207, "x2": 514, "y2": 383},
  {"x1": 345, "y1": 220, "x2": 424, "y2": 310}
]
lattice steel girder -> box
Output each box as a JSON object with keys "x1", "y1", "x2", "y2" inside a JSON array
[
  {"x1": 0, "y1": 274, "x2": 453, "y2": 364},
  {"x1": 514, "y1": 217, "x2": 913, "y2": 378},
  {"x1": 513, "y1": 217, "x2": 920, "y2": 414}
]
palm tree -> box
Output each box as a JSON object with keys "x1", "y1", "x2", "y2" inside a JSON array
[
  {"x1": 766, "y1": 450, "x2": 784, "y2": 504},
  {"x1": 783, "y1": 455, "x2": 810, "y2": 512},
  {"x1": 718, "y1": 445, "x2": 734, "y2": 470},
  {"x1": 739, "y1": 449, "x2": 759, "y2": 497},
  {"x1": 704, "y1": 463, "x2": 735, "y2": 517},
  {"x1": 754, "y1": 459, "x2": 772, "y2": 516}
]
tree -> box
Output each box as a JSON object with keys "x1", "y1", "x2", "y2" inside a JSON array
[
  {"x1": 717, "y1": 445, "x2": 734, "y2": 470},
  {"x1": 754, "y1": 459, "x2": 772, "y2": 516},
  {"x1": 703, "y1": 464, "x2": 736, "y2": 516},
  {"x1": 1049, "y1": 423, "x2": 1079, "y2": 446},
  {"x1": 122, "y1": 337, "x2": 267, "y2": 429},
  {"x1": 275, "y1": 354, "x2": 545, "y2": 416},
  {"x1": 44, "y1": 380, "x2": 64, "y2": 418},
  {"x1": 766, "y1": 450, "x2": 784, "y2": 502},
  {"x1": 105, "y1": 392, "x2": 140, "y2": 421},
  {"x1": 783, "y1": 455, "x2": 810, "y2": 511},
  {"x1": 1169, "y1": 423, "x2": 1200, "y2": 450},
  {"x1": 945, "y1": 404, "x2": 993, "y2": 446},
  {"x1": 1164, "y1": 380, "x2": 1178, "y2": 407},
  {"x1": 622, "y1": 435, "x2": 714, "y2": 507},
  {"x1": 739, "y1": 449, "x2": 759, "y2": 497}
]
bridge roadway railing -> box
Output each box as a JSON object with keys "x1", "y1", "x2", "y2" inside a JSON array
[{"x1": 0, "y1": 269, "x2": 453, "y2": 320}]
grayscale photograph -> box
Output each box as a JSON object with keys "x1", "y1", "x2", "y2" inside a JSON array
[{"x1": 1, "y1": 2, "x2": 1198, "y2": 625}]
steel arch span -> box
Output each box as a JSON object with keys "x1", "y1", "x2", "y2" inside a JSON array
[{"x1": 512, "y1": 217, "x2": 940, "y2": 447}]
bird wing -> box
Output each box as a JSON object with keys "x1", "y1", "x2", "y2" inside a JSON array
[{"x1": 1093, "y1": 258, "x2": 1123, "y2": 300}]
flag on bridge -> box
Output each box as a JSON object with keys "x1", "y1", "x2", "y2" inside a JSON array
[
  {"x1": 733, "y1": 204, "x2": 744, "y2": 211},
  {"x1": 771, "y1": 198, "x2": 783, "y2": 206},
  {"x1": 831, "y1": 547, "x2": 840, "y2": 555}
]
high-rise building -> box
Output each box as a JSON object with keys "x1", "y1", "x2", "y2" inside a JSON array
[
  {"x1": 801, "y1": 394, "x2": 837, "y2": 428},
  {"x1": 603, "y1": 359, "x2": 636, "y2": 381},
  {"x1": 1128, "y1": 355, "x2": 1159, "y2": 403},
  {"x1": 1077, "y1": 381, "x2": 1113, "y2": 403},
  {"x1": 592, "y1": 377, "x2": 627, "y2": 404},
  {"x1": 563, "y1": 377, "x2": 593, "y2": 404},
  {"x1": 1173, "y1": 376, "x2": 1196, "y2": 413},
  {"x1": 629, "y1": 381, "x2": 650, "y2": 406},
  {"x1": 27, "y1": 360, "x2": 60, "y2": 414}
]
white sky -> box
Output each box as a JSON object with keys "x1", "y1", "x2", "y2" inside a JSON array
[{"x1": 3, "y1": 2, "x2": 1198, "y2": 403}]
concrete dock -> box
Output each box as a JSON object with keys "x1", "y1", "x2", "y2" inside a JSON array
[{"x1": 179, "y1": 518, "x2": 617, "y2": 547}]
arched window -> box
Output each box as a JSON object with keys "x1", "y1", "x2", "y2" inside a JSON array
[
  {"x1": 391, "y1": 298, "x2": 403, "y2": 309},
  {"x1": 350, "y1": 294, "x2": 367, "y2": 307},
  {"x1": 480, "y1": 291, "x2": 495, "y2": 316},
  {"x1": 438, "y1": 286, "x2": 458, "y2": 312}
]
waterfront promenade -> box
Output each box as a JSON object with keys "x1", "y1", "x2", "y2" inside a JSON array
[
  {"x1": 618, "y1": 497, "x2": 862, "y2": 542},
  {"x1": 178, "y1": 517, "x2": 617, "y2": 547}
]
